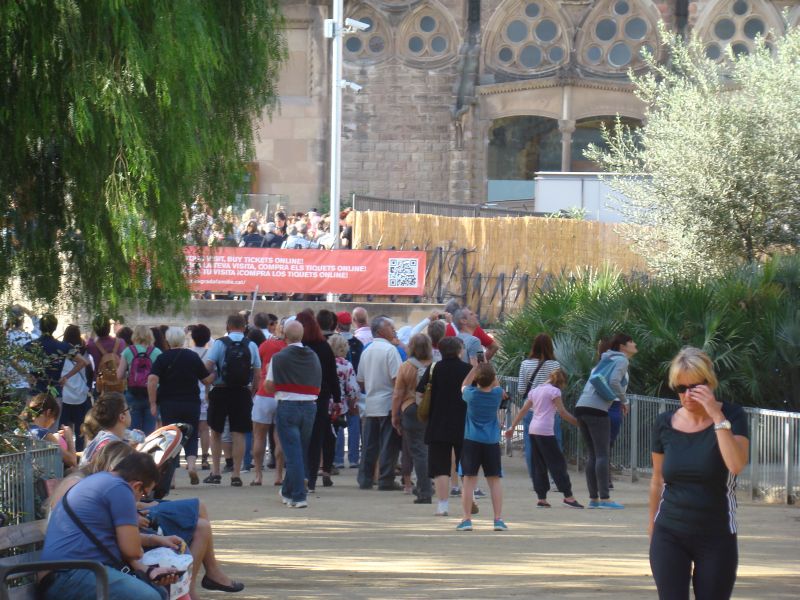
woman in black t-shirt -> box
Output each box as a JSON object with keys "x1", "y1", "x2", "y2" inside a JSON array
[
  {"x1": 148, "y1": 327, "x2": 213, "y2": 485},
  {"x1": 649, "y1": 347, "x2": 749, "y2": 600}
]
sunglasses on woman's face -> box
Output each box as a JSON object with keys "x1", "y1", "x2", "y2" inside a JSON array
[{"x1": 673, "y1": 382, "x2": 706, "y2": 394}]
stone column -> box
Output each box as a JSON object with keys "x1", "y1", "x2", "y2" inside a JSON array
[{"x1": 558, "y1": 119, "x2": 575, "y2": 172}]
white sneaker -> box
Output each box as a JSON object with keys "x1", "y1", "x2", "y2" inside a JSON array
[
  {"x1": 279, "y1": 491, "x2": 291, "y2": 505},
  {"x1": 289, "y1": 500, "x2": 308, "y2": 509}
]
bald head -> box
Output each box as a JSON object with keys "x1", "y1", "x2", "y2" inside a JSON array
[
  {"x1": 284, "y1": 320, "x2": 304, "y2": 343},
  {"x1": 352, "y1": 307, "x2": 369, "y2": 327}
]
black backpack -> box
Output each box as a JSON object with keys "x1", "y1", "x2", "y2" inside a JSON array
[
  {"x1": 347, "y1": 336, "x2": 364, "y2": 372},
  {"x1": 220, "y1": 336, "x2": 252, "y2": 387}
]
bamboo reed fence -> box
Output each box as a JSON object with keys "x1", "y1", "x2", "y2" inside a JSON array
[{"x1": 352, "y1": 211, "x2": 647, "y2": 322}]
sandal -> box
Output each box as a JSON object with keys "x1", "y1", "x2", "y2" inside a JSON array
[
  {"x1": 537, "y1": 500, "x2": 551, "y2": 508},
  {"x1": 203, "y1": 474, "x2": 221, "y2": 484},
  {"x1": 189, "y1": 471, "x2": 199, "y2": 485},
  {"x1": 231, "y1": 477, "x2": 243, "y2": 487},
  {"x1": 249, "y1": 480, "x2": 262, "y2": 486},
  {"x1": 273, "y1": 480, "x2": 283, "y2": 486},
  {"x1": 201, "y1": 575, "x2": 245, "y2": 593}
]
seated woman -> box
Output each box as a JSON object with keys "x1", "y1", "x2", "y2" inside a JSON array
[
  {"x1": 71, "y1": 437, "x2": 243, "y2": 598},
  {"x1": 19, "y1": 393, "x2": 77, "y2": 467},
  {"x1": 80, "y1": 392, "x2": 134, "y2": 465},
  {"x1": 40, "y1": 452, "x2": 181, "y2": 600}
]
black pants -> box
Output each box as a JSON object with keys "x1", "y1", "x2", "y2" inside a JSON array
[
  {"x1": 60, "y1": 398, "x2": 92, "y2": 451},
  {"x1": 530, "y1": 434, "x2": 573, "y2": 500},
  {"x1": 650, "y1": 522, "x2": 738, "y2": 600},
  {"x1": 305, "y1": 401, "x2": 330, "y2": 490},
  {"x1": 577, "y1": 413, "x2": 610, "y2": 499}
]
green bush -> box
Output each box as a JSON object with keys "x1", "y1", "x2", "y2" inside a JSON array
[{"x1": 495, "y1": 256, "x2": 800, "y2": 411}]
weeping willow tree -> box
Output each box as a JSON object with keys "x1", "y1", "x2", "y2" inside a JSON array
[
  {"x1": 586, "y1": 24, "x2": 800, "y2": 278},
  {"x1": 0, "y1": 1, "x2": 286, "y2": 311}
]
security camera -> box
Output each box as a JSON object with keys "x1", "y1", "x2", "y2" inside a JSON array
[
  {"x1": 341, "y1": 80, "x2": 363, "y2": 93},
  {"x1": 345, "y1": 18, "x2": 371, "y2": 32}
]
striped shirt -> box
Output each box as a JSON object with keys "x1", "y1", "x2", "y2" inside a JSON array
[{"x1": 517, "y1": 359, "x2": 561, "y2": 398}]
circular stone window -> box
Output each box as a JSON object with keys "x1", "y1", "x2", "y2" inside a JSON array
[
  {"x1": 431, "y1": 36, "x2": 447, "y2": 53},
  {"x1": 625, "y1": 18, "x2": 647, "y2": 41},
  {"x1": 519, "y1": 44, "x2": 542, "y2": 68},
  {"x1": 368, "y1": 36, "x2": 385, "y2": 53},
  {"x1": 420, "y1": 16, "x2": 436, "y2": 33},
  {"x1": 733, "y1": 0, "x2": 749, "y2": 16},
  {"x1": 525, "y1": 3, "x2": 540, "y2": 18},
  {"x1": 498, "y1": 47, "x2": 513, "y2": 62},
  {"x1": 586, "y1": 45, "x2": 603, "y2": 64},
  {"x1": 608, "y1": 42, "x2": 632, "y2": 67},
  {"x1": 549, "y1": 46, "x2": 564, "y2": 62},
  {"x1": 507, "y1": 20, "x2": 528, "y2": 43},
  {"x1": 345, "y1": 37, "x2": 362, "y2": 53},
  {"x1": 732, "y1": 43, "x2": 749, "y2": 57},
  {"x1": 535, "y1": 20, "x2": 558, "y2": 43},
  {"x1": 596, "y1": 19, "x2": 617, "y2": 42},
  {"x1": 705, "y1": 43, "x2": 721, "y2": 60},
  {"x1": 744, "y1": 18, "x2": 765, "y2": 40},
  {"x1": 714, "y1": 19, "x2": 736, "y2": 40},
  {"x1": 614, "y1": 1, "x2": 630, "y2": 16},
  {"x1": 408, "y1": 36, "x2": 424, "y2": 53}
]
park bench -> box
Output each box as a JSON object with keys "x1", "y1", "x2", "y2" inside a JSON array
[{"x1": 0, "y1": 520, "x2": 109, "y2": 600}]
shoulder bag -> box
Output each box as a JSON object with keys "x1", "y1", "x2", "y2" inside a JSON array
[
  {"x1": 61, "y1": 489, "x2": 169, "y2": 598},
  {"x1": 523, "y1": 359, "x2": 547, "y2": 398},
  {"x1": 588, "y1": 356, "x2": 619, "y2": 402},
  {"x1": 416, "y1": 362, "x2": 436, "y2": 423}
]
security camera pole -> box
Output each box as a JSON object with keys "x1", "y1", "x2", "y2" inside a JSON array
[{"x1": 324, "y1": 2, "x2": 363, "y2": 251}]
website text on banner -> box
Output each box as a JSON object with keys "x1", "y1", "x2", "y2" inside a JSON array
[{"x1": 185, "y1": 247, "x2": 426, "y2": 295}]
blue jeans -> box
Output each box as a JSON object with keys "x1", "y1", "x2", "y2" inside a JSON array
[
  {"x1": 126, "y1": 389, "x2": 156, "y2": 435},
  {"x1": 334, "y1": 413, "x2": 361, "y2": 466},
  {"x1": 43, "y1": 566, "x2": 165, "y2": 600},
  {"x1": 276, "y1": 400, "x2": 316, "y2": 502},
  {"x1": 243, "y1": 430, "x2": 253, "y2": 468}
]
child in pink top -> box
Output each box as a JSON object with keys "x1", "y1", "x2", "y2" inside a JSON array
[{"x1": 506, "y1": 369, "x2": 583, "y2": 508}]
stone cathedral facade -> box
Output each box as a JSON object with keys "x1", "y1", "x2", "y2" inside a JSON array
[{"x1": 251, "y1": 0, "x2": 800, "y2": 209}]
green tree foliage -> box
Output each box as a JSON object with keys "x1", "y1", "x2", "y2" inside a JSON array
[
  {"x1": 0, "y1": 1, "x2": 286, "y2": 311},
  {"x1": 586, "y1": 25, "x2": 800, "y2": 277},
  {"x1": 495, "y1": 256, "x2": 800, "y2": 411}
]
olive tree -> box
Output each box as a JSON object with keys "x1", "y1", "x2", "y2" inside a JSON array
[
  {"x1": 0, "y1": 1, "x2": 286, "y2": 311},
  {"x1": 587, "y1": 25, "x2": 800, "y2": 277}
]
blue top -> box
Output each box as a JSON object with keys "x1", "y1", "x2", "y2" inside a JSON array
[
  {"x1": 462, "y1": 386, "x2": 503, "y2": 444},
  {"x1": 42, "y1": 472, "x2": 139, "y2": 565},
  {"x1": 205, "y1": 332, "x2": 261, "y2": 385}
]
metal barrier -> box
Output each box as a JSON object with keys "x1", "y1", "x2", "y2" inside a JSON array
[
  {"x1": 352, "y1": 194, "x2": 542, "y2": 218},
  {"x1": 499, "y1": 376, "x2": 800, "y2": 504},
  {"x1": 0, "y1": 437, "x2": 64, "y2": 526}
]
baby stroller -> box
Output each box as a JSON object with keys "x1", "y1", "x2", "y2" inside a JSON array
[{"x1": 137, "y1": 423, "x2": 193, "y2": 499}]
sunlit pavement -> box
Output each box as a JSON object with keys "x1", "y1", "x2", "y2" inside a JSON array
[{"x1": 168, "y1": 455, "x2": 800, "y2": 599}]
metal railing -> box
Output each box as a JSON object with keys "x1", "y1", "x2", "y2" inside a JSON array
[
  {"x1": 0, "y1": 437, "x2": 64, "y2": 526},
  {"x1": 499, "y1": 376, "x2": 799, "y2": 504},
  {"x1": 352, "y1": 194, "x2": 542, "y2": 218}
]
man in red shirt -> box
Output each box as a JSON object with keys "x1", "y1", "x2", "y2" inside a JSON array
[
  {"x1": 444, "y1": 306, "x2": 499, "y2": 360},
  {"x1": 251, "y1": 320, "x2": 288, "y2": 486}
]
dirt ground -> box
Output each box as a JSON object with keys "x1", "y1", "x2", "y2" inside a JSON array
[{"x1": 169, "y1": 454, "x2": 800, "y2": 599}]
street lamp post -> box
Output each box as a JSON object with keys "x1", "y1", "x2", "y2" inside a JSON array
[{"x1": 325, "y1": 2, "x2": 363, "y2": 251}]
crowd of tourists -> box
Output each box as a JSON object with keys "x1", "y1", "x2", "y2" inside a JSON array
[
  {"x1": 185, "y1": 201, "x2": 354, "y2": 250},
  {"x1": 4, "y1": 299, "x2": 750, "y2": 599}
]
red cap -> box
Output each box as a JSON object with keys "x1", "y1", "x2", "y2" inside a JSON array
[{"x1": 336, "y1": 311, "x2": 352, "y2": 325}]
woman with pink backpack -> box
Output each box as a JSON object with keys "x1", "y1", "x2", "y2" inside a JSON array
[{"x1": 117, "y1": 325, "x2": 162, "y2": 434}]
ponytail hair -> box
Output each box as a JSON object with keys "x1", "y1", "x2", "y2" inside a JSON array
[{"x1": 86, "y1": 392, "x2": 127, "y2": 431}]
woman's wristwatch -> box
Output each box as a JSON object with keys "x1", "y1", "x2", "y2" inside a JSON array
[{"x1": 714, "y1": 419, "x2": 732, "y2": 431}]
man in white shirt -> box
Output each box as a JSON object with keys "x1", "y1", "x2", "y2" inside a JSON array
[
  {"x1": 356, "y1": 316, "x2": 402, "y2": 490},
  {"x1": 352, "y1": 307, "x2": 373, "y2": 347}
]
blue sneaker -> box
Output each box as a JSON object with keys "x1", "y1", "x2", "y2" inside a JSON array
[
  {"x1": 450, "y1": 486, "x2": 461, "y2": 497},
  {"x1": 597, "y1": 500, "x2": 625, "y2": 509},
  {"x1": 473, "y1": 488, "x2": 487, "y2": 499},
  {"x1": 587, "y1": 499, "x2": 601, "y2": 509},
  {"x1": 456, "y1": 519, "x2": 473, "y2": 531},
  {"x1": 493, "y1": 518, "x2": 508, "y2": 531}
]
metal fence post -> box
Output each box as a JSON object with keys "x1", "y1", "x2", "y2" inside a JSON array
[
  {"x1": 784, "y1": 418, "x2": 792, "y2": 505},
  {"x1": 22, "y1": 440, "x2": 35, "y2": 523},
  {"x1": 630, "y1": 398, "x2": 639, "y2": 483},
  {"x1": 749, "y1": 412, "x2": 760, "y2": 501}
]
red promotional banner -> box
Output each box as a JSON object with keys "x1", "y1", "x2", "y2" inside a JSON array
[{"x1": 185, "y1": 247, "x2": 426, "y2": 295}]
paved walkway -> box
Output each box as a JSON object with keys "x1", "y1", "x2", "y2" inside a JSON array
[{"x1": 171, "y1": 455, "x2": 799, "y2": 599}]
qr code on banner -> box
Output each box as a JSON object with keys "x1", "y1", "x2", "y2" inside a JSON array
[{"x1": 388, "y1": 258, "x2": 419, "y2": 288}]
